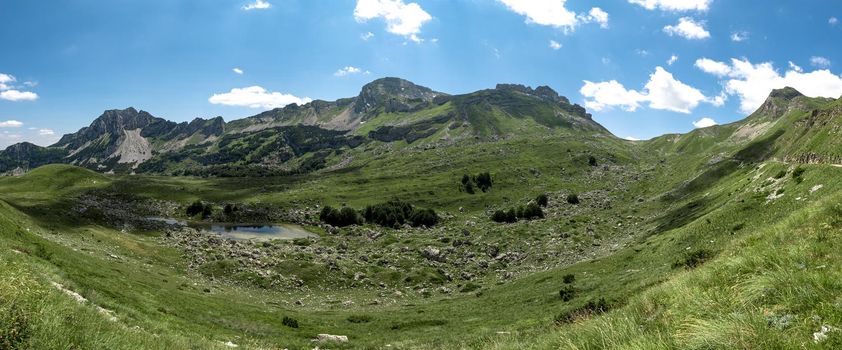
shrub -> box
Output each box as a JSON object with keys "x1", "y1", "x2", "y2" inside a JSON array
[
  {"x1": 223, "y1": 204, "x2": 237, "y2": 216},
  {"x1": 773, "y1": 170, "x2": 786, "y2": 179},
  {"x1": 588, "y1": 156, "x2": 598, "y2": 167},
  {"x1": 201, "y1": 205, "x2": 213, "y2": 219},
  {"x1": 491, "y1": 210, "x2": 508, "y2": 223},
  {"x1": 559, "y1": 286, "x2": 576, "y2": 301},
  {"x1": 461, "y1": 172, "x2": 493, "y2": 193},
  {"x1": 282, "y1": 316, "x2": 299, "y2": 328},
  {"x1": 474, "y1": 172, "x2": 493, "y2": 192},
  {"x1": 536, "y1": 193, "x2": 549, "y2": 207},
  {"x1": 347, "y1": 315, "x2": 372, "y2": 323},
  {"x1": 566, "y1": 194, "x2": 580, "y2": 205},
  {"x1": 519, "y1": 203, "x2": 544, "y2": 220},
  {"x1": 410, "y1": 208, "x2": 439, "y2": 227},
  {"x1": 792, "y1": 166, "x2": 806, "y2": 179},
  {"x1": 364, "y1": 199, "x2": 413, "y2": 228},
  {"x1": 562, "y1": 273, "x2": 575, "y2": 284},
  {"x1": 673, "y1": 249, "x2": 713, "y2": 269},
  {"x1": 505, "y1": 209, "x2": 518, "y2": 223},
  {"x1": 554, "y1": 298, "x2": 611, "y2": 324},
  {"x1": 186, "y1": 201, "x2": 205, "y2": 217},
  {"x1": 320, "y1": 206, "x2": 361, "y2": 227}
]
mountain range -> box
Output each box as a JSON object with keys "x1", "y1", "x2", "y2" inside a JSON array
[{"x1": 2, "y1": 78, "x2": 840, "y2": 176}]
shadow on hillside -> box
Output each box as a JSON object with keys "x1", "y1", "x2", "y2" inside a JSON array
[{"x1": 654, "y1": 129, "x2": 785, "y2": 232}]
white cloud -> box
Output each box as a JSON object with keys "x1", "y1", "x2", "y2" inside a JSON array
[
  {"x1": 810, "y1": 56, "x2": 831, "y2": 68},
  {"x1": 623, "y1": 136, "x2": 641, "y2": 141},
  {"x1": 667, "y1": 54, "x2": 678, "y2": 65},
  {"x1": 361, "y1": 31, "x2": 375, "y2": 40},
  {"x1": 334, "y1": 66, "x2": 369, "y2": 77},
  {"x1": 644, "y1": 67, "x2": 708, "y2": 113},
  {"x1": 0, "y1": 73, "x2": 14, "y2": 90},
  {"x1": 663, "y1": 17, "x2": 710, "y2": 39},
  {"x1": 830, "y1": 17, "x2": 839, "y2": 26},
  {"x1": 208, "y1": 86, "x2": 312, "y2": 109},
  {"x1": 0, "y1": 90, "x2": 38, "y2": 101},
  {"x1": 354, "y1": 0, "x2": 431, "y2": 42},
  {"x1": 694, "y1": 58, "x2": 731, "y2": 77},
  {"x1": 242, "y1": 0, "x2": 271, "y2": 10},
  {"x1": 696, "y1": 58, "x2": 842, "y2": 113},
  {"x1": 628, "y1": 0, "x2": 711, "y2": 11},
  {"x1": 692, "y1": 117, "x2": 718, "y2": 128},
  {"x1": 788, "y1": 61, "x2": 803, "y2": 73},
  {"x1": 730, "y1": 31, "x2": 748, "y2": 42},
  {"x1": 636, "y1": 49, "x2": 650, "y2": 57},
  {"x1": 581, "y1": 7, "x2": 609, "y2": 28},
  {"x1": 581, "y1": 66, "x2": 716, "y2": 114},
  {"x1": 0, "y1": 72, "x2": 39, "y2": 101},
  {"x1": 498, "y1": 0, "x2": 608, "y2": 31},
  {"x1": 38, "y1": 128, "x2": 55, "y2": 136},
  {"x1": 232, "y1": 67, "x2": 244, "y2": 75},
  {"x1": 549, "y1": 40, "x2": 562, "y2": 50},
  {"x1": 0, "y1": 120, "x2": 23, "y2": 128},
  {"x1": 580, "y1": 80, "x2": 646, "y2": 112}
]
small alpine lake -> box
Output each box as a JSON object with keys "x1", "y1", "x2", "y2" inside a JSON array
[{"x1": 147, "y1": 217, "x2": 318, "y2": 241}]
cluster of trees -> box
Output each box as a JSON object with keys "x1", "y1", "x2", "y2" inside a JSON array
[
  {"x1": 319, "y1": 206, "x2": 363, "y2": 227},
  {"x1": 186, "y1": 201, "x2": 213, "y2": 219},
  {"x1": 491, "y1": 193, "x2": 549, "y2": 223},
  {"x1": 320, "y1": 199, "x2": 439, "y2": 228},
  {"x1": 461, "y1": 172, "x2": 493, "y2": 194}
]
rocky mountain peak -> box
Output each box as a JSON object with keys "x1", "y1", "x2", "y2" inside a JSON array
[{"x1": 354, "y1": 77, "x2": 444, "y2": 114}]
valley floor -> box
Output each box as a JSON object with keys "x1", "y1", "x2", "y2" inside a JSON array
[{"x1": 2, "y1": 148, "x2": 842, "y2": 349}]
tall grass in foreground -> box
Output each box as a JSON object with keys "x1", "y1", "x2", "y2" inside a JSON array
[{"x1": 483, "y1": 193, "x2": 842, "y2": 349}]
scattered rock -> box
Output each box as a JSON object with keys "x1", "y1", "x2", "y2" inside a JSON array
[{"x1": 316, "y1": 334, "x2": 348, "y2": 343}]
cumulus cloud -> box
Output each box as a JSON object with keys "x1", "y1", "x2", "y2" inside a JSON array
[
  {"x1": 498, "y1": 0, "x2": 608, "y2": 32},
  {"x1": 628, "y1": 0, "x2": 711, "y2": 11},
  {"x1": 730, "y1": 31, "x2": 748, "y2": 42},
  {"x1": 38, "y1": 128, "x2": 55, "y2": 136},
  {"x1": 663, "y1": 17, "x2": 710, "y2": 39},
  {"x1": 208, "y1": 86, "x2": 312, "y2": 109},
  {"x1": 667, "y1": 55, "x2": 678, "y2": 65},
  {"x1": 692, "y1": 117, "x2": 718, "y2": 128},
  {"x1": 549, "y1": 40, "x2": 562, "y2": 50},
  {"x1": 242, "y1": 0, "x2": 271, "y2": 10},
  {"x1": 0, "y1": 120, "x2": 23, "y2": 128},
  {"x1": 334, "y1": 66, "x2": 369, "y2": 77},
  {"x1": 354, "y1": 0, "x2": 431, "y2": 42},
  {"x1": 695, "y1": 57, "x2": 842, "y2": 113},
  {"x1": 232, "y1": 68, "x2": 244, "y2": 75},
  {"x1": 810, "y1": 56, "x2": 831, "y2": 68},
  {"x1": 581, "y1": 66, "x2": 718, "y2": 114},
  {"x1": 0, "y1": 73, "x2": 39, "y2": 101},
  {"x1": 0, "y1": 90, "x2": 38, "y2": 101},
  {"x1": 695, "y1": 58, "x2": 732, "y2": 77}
]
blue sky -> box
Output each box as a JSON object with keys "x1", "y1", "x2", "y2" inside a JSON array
[{"x1": 1, "y1": 0, "x2": 842, "y2": 148}]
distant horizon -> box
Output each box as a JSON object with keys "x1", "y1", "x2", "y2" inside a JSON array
[{"x1": 2, "y1": 1, "x2": 842, "y2": 147}]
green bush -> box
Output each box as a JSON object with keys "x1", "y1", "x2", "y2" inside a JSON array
[
  {"x1": 282, "y1": 316, "x2": 299, "y2": 328},
  {"x1": 491, "y1": 209, "x2": 518, "y2": 223},
  {"x1": 566, "y1": 194, "x2": 580, "y2": 205},
  {"x1": 559, "y1": 286, "x2": 576, "y2": 301},
  {"x1": 186, "y1": 201, "x2": 204, "y2": 217},
  {"x1": 773, "y1": 170, "x2": 786, "y2": 179},
  {"x1": 562, "y1": 273, "x2": 575, "y2": 284},
  {"x1": 409, "y1": 208, "x2": 439, "y2": 227},
  {"x1": 319, "y1": 206, "x2": 361, "y2": 227},
  {"x1": 461, "y1": 172, "x2": 493, "y2": 193},
  {"x1": 518, "y1": 203, "x2": 544, "y2": 220},
  {"x1": 588, "y1": 156, "x2": 598, "y2": 167},
  {"x1": 536, "y1": 193, "x2": 549, "y2": 207},
  {"x1": 363, "y1": 199, "x2": 439, "y2": 228},
  {"x1": 554, "y1": 298, "x2": 611, "y2": 324},
  {"x1": 673, "y1": 249, "x2": 713, "y2": 269},
  {"x1": 347, "y1": 315, "x2": 372, "y2": 323}
]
